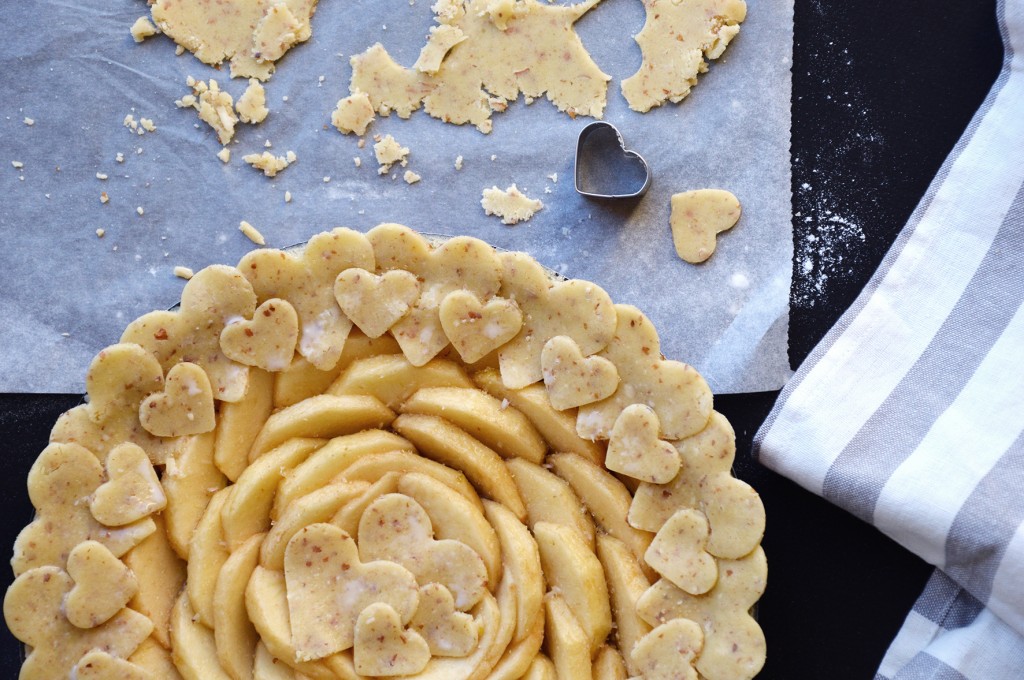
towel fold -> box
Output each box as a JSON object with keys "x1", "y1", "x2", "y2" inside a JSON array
[{"x1": 755, "y1": 0, "x2": 1024, "y2": 676}]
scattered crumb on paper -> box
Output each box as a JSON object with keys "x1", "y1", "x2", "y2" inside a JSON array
[{"x1": 481, "y1": 184, "x2": 543, "y2": 225}]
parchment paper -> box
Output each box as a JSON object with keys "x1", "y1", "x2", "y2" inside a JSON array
[{"x1": 0, "y1": 0, "x2": 793, "y2": 394}]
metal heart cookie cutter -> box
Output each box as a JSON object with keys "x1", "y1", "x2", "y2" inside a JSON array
[{"x1": 574, "y1": 121, "x2": 652, "y2": 200}]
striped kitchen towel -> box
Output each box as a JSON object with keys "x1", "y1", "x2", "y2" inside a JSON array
[{"x1": 755, "y1": 0, "x2": 1024, "y2": 677}]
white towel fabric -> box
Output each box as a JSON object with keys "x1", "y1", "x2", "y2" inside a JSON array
[{"x1": 755, "y1": 1, "x2": 1024, "y2": 677}]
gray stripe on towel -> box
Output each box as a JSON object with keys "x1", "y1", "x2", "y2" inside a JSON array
[
  {"x1": 821, "y1": 184, "x2": 1024, "y2": 522},
  {"x1": 893, "y1": 653, "x2": 970, "y2": 680}
]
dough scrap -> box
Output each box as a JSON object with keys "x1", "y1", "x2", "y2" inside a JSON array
[
  {"x1": 621, "y1": 0, "x2": 747, "y2": 112},
  {"x1": 481, "y1": 184, "x2": 544, "y2": 225},
  {"x1": 236, "y1": 78, "x2": 269, "y2": 124},
  {"x1": 331, "y1": 92, "x2": 375, "y2": 135},
  {"x1": 374, "y1": 134, "x2": 410, "y2": 174},
  {"x1": 348, "y1": 0, "x2": 609, "y2": 133},
  {"x1": 151, "y1": 0, "x2": 317, "y2": 80},
  {"x1": 243, "y1": 150, "x2": 297, "y2": 177}
]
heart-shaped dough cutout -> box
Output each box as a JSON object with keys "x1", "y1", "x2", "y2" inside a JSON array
[
  {"x1": 220, "y1": 298, "x2": 299, "y2": 372},
  {"x1": 631, "y1": 618, "x2": 703, "y2": 680},
  {"x1": 644, "y1": 508, "x2": 717, "y2": 596},
  {"x1": 408, "y1": 583, "x2": 480, "y2": 657},
  {"x1": 606, "y1": 404, "x2": 681, "y2": 484},
  {"x1": 284, "y1": 522, "x2": 420, "y2": 661},
  {"x1": 139, "y1": 362, "x2": 216, "y2": 437},
  {"x1": 73, "y1": 650, "x2": 153, "y2": 680},
  {"x1": 90, "y1": 442, "x2": 167, "y2": 527},
  {"x1": 64, "y1": 541, "x2": 140, "y2": 629},
  {"x1": 574, "y1": 122, "x2": 651, "y2": 199},
  {"x1": 5, "y1": 566, "x2": 152, "y2": 678},
  {"x1": 354, "y1": 602, "x2": 431, "y2": 676},
  {"x1": 439, "y1": 289, "x2": 523, "y2": 364},
  {"x1": 541, "y1": 335, "x2": 619, "y2": 411},
  {"x1": 358, "y1": 493, "x2": 488, "y2": 610},
  {"x1": 670, "y1": 189, "x2": 741, "y2": 264},
  {"x1": 334, "y1": 267, "x2": 420, "y2": 339}
]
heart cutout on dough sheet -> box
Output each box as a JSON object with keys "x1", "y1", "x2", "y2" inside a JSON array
[{"x1": 574, "y1": 121, "x2": 652, "y2": 200}]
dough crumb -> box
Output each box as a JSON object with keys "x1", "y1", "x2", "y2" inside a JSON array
[
  {"x1": 115, "y1": 152, "x2": 125, "y2": 163},
  {"x1": 236, "y1": 79, "x2": 269, "y2": 124},
  {"x1": 357, "y1": 138, "x2": 366, "y2": 149},
  {"x1": 353, "y1": 157, "x2": 362, "y2": 167},
  {"x1": 403, "y1": 170, "x2": 421, "y2": 184},
  {"x1": 243, "y1": 151, "x2": 294, "y2": 177},
  {"x1": 136, "y1": 206, "x2": 145, "y2": 216},
  {"x1": 284, "y1": 190, "x2": 292, "y2": 203},
  {"x1": 96, "y1": 172, "x2": 108, "y2": 180},
  {"x1": 481, "y1": 184, "x2": 544, "y2": 225},
  {"x1": 217, "y1": 148, "x2": 231, "y2": 163},
  {"x1": 123, "y1": 114, "x2": 138, "y2": 131},
  {"x1": 175, "y1": 44, "x2": 185, "y2": 56},
  {"x1": 547, "y1": 172, "x2": 558, "y2": 183},
  {"x1": 11, "y1": 161, "x2": 24, "y2": 169},
  {"x1": 454, "y1": 155, "x2": 463, "y2": 170},
  {"x1": 239, "y1": 220, "x2": 266, "y2": 245},
  {"x1": 23, "y1": 118, "x2": 34, "y2": 126},
  {"x1": 331, "y1": 92, "x2": 375, "y2": 136},
  {"x1": 130, "y1": 16, "x2": 158, "y2": 43},
  {"x1": 174, "y1": 266, "x2": 194, "y2": 280},
  {"x1": 95, "y1": 228, "x2": 105, "y2": 238},
  {"x1": 100, "y1": 192, "x2": 109, "y2": 204},
  {"x1": 373, "y1": 134, "x2": 409, "y2": 175},
  {"x1": 183, "y1": 78, "x2": 238, "y2": 145},
  {"x1": 323, "y1": 176, "x2": 331, "y2": 183},
  {"x1": 140, "y1": 118, "x2": 157, "y2": 132}
]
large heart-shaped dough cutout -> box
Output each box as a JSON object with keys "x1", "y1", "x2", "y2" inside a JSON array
[
  {"x1": 220, "y1": 297, "x2": 299, "y2": 372},
  {"x1": 64, "y1": 541, "x2": 139, "y2": 629},
  {"x1": 358, "y1": 493, "x2": 488, "y2": 610},
  {"x1": 439, "y1": 289, "x2": 523, "y2": 364},
  {"x1": 284, "y1": 523, "x2": 419, "y2": 661},
  {"x1": 139, "y1": 362, "x2": 215, "y2": 437},
  {"x1": 670, "y1": 189, "x2": 741, "y2": 264},
  {"x1": 541, "y1": 335, "x2": 619, "y2": 411},
  {"x1": 606, "y1": 404, "x2": 681, "y2": 484},
  {"x1": 408, "y1": 583, "x2": 479, "y2": 657},
  {"x1": 354, "y1": 602, "x2": 431, "y2": 676},
  {"x1": 90, "y1": 442, "x2": 166, "y2": 527},
  {"x1": 574, "y1": 122, "x2": 652, "y2": 199},
  {"x1": 334, "y1": 267, "x2": 420, "y2": 339}
]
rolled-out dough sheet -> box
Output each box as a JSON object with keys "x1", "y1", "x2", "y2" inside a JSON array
[{"x1": 0, "y1": 0, "x2": 793, "y2": 394}]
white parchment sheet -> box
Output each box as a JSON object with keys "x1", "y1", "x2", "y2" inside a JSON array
[{"x1": 0, "y1": 0, "x2": 793, "y2": 394}]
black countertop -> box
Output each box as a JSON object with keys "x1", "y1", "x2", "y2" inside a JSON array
[{"x1": 0, "y1": 1, "x2": 1004, "y2": 677}]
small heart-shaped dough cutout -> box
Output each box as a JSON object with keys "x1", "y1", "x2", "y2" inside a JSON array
[
  {"x1": 700, "y1": 471, "x2": 766, "y2": 559},
  {"x1": 73, "y1": 650, "x2": 153, "y2": 680},
  {"x1": 284, "y1": 523, "x2": 420, "y2": 660},
  {"x1": 220, "y1": 298, "x2": 299, "y2": 372},
  {"x1": 335, "y1": 267, "x2": 421, "y2": 338},
  {"x1": 354, "y1": 602, "x2": 431, "y2": 676},
  {"x1": 541, "y1": 335, "x2": 619, "y2": 410},
  {"x1": 631, "y1": 618, "x2": 704, "y2": 680},
  {"x1": 606, "y1": 404, "x2": 681, "y2": 484},
  {"x1": 670, "y1": 189, "x2": 741, "y2": 264},
  {"x1": 358, "y1": 493, "x2": 488, "y2": 610},
  {"x1": 408, "y1": 583, "x2": 480, "y2": 657},
  {"x1": 90, "y1": 442, "x2": 166, "y2": 527},
  {"x1": 644, "y1": 508, "x2": 717, "y2": 595},
  {"x1": 64, "y1": 540, "x2": 139, "y2": 629},
  {"x1": 439, "y1": 289, "x2": 523, "y2": 365},
  {"x1": 139, "y1": 362, "x2": 215, "y2": 437}
]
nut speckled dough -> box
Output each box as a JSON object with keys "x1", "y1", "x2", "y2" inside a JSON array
[
  {"x1": 671, "y1": 189, "x2": 742, "y2": 263},
  {"x1": 152, "y1": 0, "x2": 318, "y2": 80},
  {"x1": 481, "y1": 184, "x2": 544, "y2": 225},
  {"x1": 622, "y1": 0, "x2": 746, "y2": 112},
  {"x1": 236, "y1": 78, "x2": 270, "y2": 124},
  {"x1": 349, "y1": 0, "x2": 609, "y2": 132}
]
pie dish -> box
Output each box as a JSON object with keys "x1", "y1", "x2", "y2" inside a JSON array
[{"x1": 3, "y1": 224, "x2": 766, "y2": 680}]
